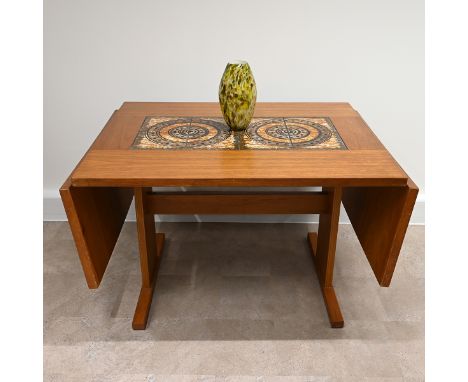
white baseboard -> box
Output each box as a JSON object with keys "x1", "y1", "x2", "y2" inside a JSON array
[{"x1": 43, "y1": 189, "x2": 425, "y2": 225}]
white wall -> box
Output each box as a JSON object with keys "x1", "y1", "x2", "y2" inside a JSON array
[{"x1": 44, "y1": 0, "x2": 424, "y2": 223}]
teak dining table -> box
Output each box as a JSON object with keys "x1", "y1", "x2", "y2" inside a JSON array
[{"x1": 60, "y1": 102, "x2": 418, "y2": 330}]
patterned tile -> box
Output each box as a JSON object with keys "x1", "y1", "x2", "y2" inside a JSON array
[{"x1": 131, "y1": 117, "x2": 347, "y2": 150}]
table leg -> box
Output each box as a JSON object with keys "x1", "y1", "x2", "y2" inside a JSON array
[
  {"x1": 307, "y1": 187, "x2": 344, "y2": 328},
  {"x1": 132, "y1": 187, "x2": 165, "y2": 330}
]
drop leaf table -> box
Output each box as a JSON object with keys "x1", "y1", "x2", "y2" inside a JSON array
[{"x1": 60, "y1": 102, "x2": 418, "y2": 330}]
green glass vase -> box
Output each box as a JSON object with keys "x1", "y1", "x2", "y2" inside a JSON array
[{"x1": 218, "y1": 60, "x2": 257, "y2": 131}]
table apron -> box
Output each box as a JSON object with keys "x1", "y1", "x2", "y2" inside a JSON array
[{"x1": 145, "y1": 191, "x2": 331, "y2": 215}]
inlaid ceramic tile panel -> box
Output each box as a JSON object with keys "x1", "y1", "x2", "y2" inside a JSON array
[{"x1": 131, "y1": 117, "x2": 347, "y2": 150}]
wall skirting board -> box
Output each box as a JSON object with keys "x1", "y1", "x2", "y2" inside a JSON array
[{"x1": 43, "y1": 189, "x2": 425, "y2": 225}]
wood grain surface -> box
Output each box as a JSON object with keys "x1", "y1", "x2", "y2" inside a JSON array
[
  {"x1": 145, "y1": 191, "x2": 330, "y2": 215},
  {"x1": 133, "y1": 187, "x2": 165, "y2": 330},
  {"x1": 92, "y1": 103, "x2": 383, "y2": 150},
  {"x1": 60, "y1": 102, "x2": 419, "y2": 298},
  {"x1": 71, "y1": 149, "x2": 407, "y2": 187},
  {"x1": 342, "y1": 179, "x2": 419, "y2": 286},
  {"x1": 307, "y1": 186, "x2": 344, "y2": 328},
  {"x1": 59, "y1": 178, "x2": 133, "y2": 288},
  {"x1": 70, "y1": 102, "x2": 404, "y2": 187}
]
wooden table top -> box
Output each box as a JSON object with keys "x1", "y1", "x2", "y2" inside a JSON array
[{"x1": 70, "y1": 102, "x2": 409, "y2": 187}]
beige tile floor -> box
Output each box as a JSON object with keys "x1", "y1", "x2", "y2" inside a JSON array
[{"x1": 44, "y1": 222, "x2": 424, "y2": 381}]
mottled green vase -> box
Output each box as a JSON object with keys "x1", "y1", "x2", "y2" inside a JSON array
[{"x1": 218, "y1": 60, "x2": 257, "y2": 131}]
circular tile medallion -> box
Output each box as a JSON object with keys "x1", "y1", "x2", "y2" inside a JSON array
[
  {"x1": 247, "y1": 118, "x2": 332, "y2": 147},
  {"x1": 145, "y1": 118, "x2": 231, "y2": 148}
]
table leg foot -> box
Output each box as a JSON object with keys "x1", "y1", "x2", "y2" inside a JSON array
[
  {"x1": 307, "y1": 232, "x2": 344, "y2": 328},
  {"x1": 321, "y1": 286, "x2": 344, "y2": 328},
  {"x1": 132, "y1": 285, "x2": 156, "y2": 330},
  {"x1": 132, "y1": 232, "x2": 165, "y2": 330}
]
